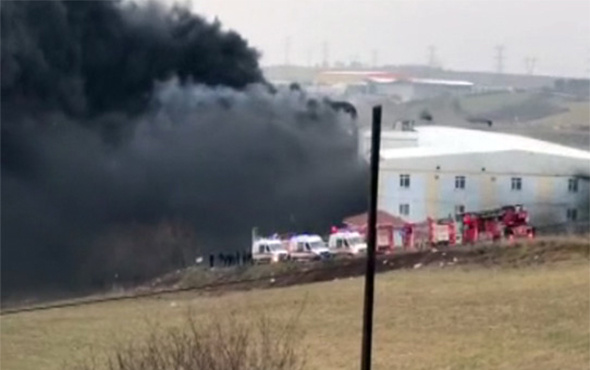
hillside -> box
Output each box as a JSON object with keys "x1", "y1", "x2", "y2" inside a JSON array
[
  {"x1": 2, "y1": 238, "x2": 589, "y2": 370},
  {"x1": 350, "y1": 92, "x2": 589, "y2": 150},
  {"x1": 262, "y1": 65, "x2": 559, "y2": 89},
  {"x1": 264, "y1": 65, "x2": 589, "y2": 150}
]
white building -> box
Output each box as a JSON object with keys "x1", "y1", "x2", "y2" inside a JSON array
[
  {"x1": 314, "y1": 71, "x2": 474, "y2": 102},
  {"x1": 361, "y1": 126, "x2": 590, "y2": 228},
  {"x1": 368, "y1": 78, "x2": 474, "y2": 102}
]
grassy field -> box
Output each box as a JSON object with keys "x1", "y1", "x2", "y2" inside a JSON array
[
  {"x1": 399, "y1": 92, "x2": 589, "y2": 149},
  {"x1": 528, "y1": 101, "x2": 590, "y2": 130},
  {"x1": 2, "y1": 255, "x2": 589, "y2": 370},
  {"x1": 501, "y1": 101, "x2": 590, "y2": 149},
  {"x1": 458, "y1": 92, "x2": 535, "y2": 114}
]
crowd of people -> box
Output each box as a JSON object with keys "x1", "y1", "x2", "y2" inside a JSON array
[{"x1": 207, "y1": 251, "x2": 255, "y2": 268}]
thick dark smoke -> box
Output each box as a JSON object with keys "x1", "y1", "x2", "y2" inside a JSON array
[
  {"x1": 1, "y1": 0, "x2": 263, "y2": 117},
  {"x1": 1, "y1": 1, "x2": 367, "y2": 296}
]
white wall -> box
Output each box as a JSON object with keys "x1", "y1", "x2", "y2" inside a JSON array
[
  {"x1": 381, "y1": 150, "x2": 590, "y2": 178},
  {"x1": 372, "y1": 82, "x2": 416, "y2": 102},
  {"x1": 360, "y1": 130, "x2": 418, "y2": 160},
  {"x1": 378, "y1": 168, "x2": 589, "y2": 227}
]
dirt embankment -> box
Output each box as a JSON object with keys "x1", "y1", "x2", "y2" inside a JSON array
[
  {"x1": 2, "y1": 237, "x2": 588, "y2": 314},
  {"x1": 154, "y1": 237, "x2": 589, "y2": 294}
]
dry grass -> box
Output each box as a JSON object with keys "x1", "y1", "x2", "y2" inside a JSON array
[
  {"x1": 458, "y1": 92, "x2": 534, "y2": 114},
  {"x1": 529, "y1": 101, "x2": 590, "y2": 130},
  {"x1": 176, "y1": 261, "x2": 305, "y2": 289},
  {"x1": 498, "y1": 101, "x2": 589, "y2": 149},
  {"x1": 2, "y1": 257, "x2": 589, "y2": 370},
  {"x1": 70, "y1": 308, "x2": 306, "y2": 370}
]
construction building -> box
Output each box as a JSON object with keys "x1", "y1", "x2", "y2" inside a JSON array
[
  {"x1": 315, "y1": 70, "x2": 474, "y2": 102},
  {"x1": 360, "y1": 125, "x2": 590, "y2": 228}
]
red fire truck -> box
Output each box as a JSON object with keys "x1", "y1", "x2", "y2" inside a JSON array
[
  {"x1": 401, "y1": 217, "x2": 457, "y2": 250},
  {"x1": 342, "y1": 210, "x2": 407, "y2": 254},
  {"x1": 350, "y1": 223, "x2": 396, "y2": 254},
  {"x1": 459, "y1": 204, "x2": 535, "y2": 244}
]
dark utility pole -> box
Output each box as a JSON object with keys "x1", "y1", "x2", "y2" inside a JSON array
[
  {"x1": 360, "y1": 105, "x2": 382, "y2": 370},
  {"x1": 495, "y1": 45, "x2": 505, "y2": 74}
]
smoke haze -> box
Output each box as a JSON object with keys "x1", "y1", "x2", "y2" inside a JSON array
[{"x1": 1, "y1": 1, "x2": 366, "y2": 296}]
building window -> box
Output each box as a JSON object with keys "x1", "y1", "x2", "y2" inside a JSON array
[
  {"x1": 455, "y1": 176, "x2": 466, "y2": 189},
  {"x1": 567, "y1": 208, "x2": 578, "y2": 221},
  {"x1": 454, "y1": 205, "x2": 465, "y2": 215},
  {"x1": 511, "y1": 177, "x2": 522, "y2": 191},
  {"x1": 399, "y1": 174, "x2": 410, "y2": 188},
  {"x1": 568, "y1": 178, "x2": 579, "y2": 193},
  {"x1": 399, "y1": 203, "x2": 410, "y2": 216}
]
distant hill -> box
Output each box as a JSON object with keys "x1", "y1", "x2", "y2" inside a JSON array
[
  {"x1": 263, "y1": 65, "x2": 589, "y2": 150},
  {"x1": 263, "y1": 65, "x2": 560, "y2": 89},
  {"x1": 380, "y1": 65, "x2": 558, "y2": 90}
]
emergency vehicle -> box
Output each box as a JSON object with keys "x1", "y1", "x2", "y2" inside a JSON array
[
  {"x1": 251, "y1": 236, "x2": 290, "y2": 264},
  {"x1": 458, "y1": 204, "x2": 535, "y2": 244},
  {"x1": 285, "y1": 234, "x2": 332, "y2": 261},
  {"x1": 327, "y1": 229, "x2": 367, "y2": 256}
]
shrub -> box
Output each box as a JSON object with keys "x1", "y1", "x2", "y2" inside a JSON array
[{"x1": 73, "y1": 308, "x2": 306, "y2": 370}]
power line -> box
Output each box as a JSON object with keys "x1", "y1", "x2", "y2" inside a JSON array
[
  {"x1": 427, "y1": 45, "x2": 437, "y2": 68},
  {"x1": 495, "y1": 45, "x2": 505, "y2": 74},
  {"x1": 524, "y1": 57, "x2": 537, "y2": 75},
  {"x1": 322, "y1": 41, "x2": 330, "y2": 68},
  {"x1": 284, "y1": 36, "x2": 291, "y2": 66},
  {"x1": 371, "y1": 49, "x2": 379, "y2": 68}
]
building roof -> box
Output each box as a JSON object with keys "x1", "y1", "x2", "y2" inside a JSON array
[
  {"x1": 343, "y1": 210, "x2": 407, "y2": 227},
  {"x1": 410, "y1": 78, "x2": 474, "y2": 87},
  {"x1": 363, "y1": 76, "x2": 473, "y2": 86},
  {"x1": 319, "y1": 70, "x2": 396, "y2": 77},
  {"x1": 366, "y1": 76, "x2": 399, "y2": 84},
  {"x1": 290, "y1": 234, "x2": 323, "y2": 243},
  {"x1": 379, "y1": 126, "x2": 590, "y2": 161},
  {"x1": 317, "y1": 71, "x2": 473, "y2": 87},
  {"x1": 364, "y1": 76, "x2": 473, "y2": 86}
]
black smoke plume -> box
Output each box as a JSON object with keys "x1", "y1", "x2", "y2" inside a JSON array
[{"x1": 1, "y1": 1, "x2": 367, "y2": 297}]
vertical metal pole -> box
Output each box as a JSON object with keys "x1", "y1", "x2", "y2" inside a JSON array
[{"x1": 360, "y1": 105, "x2": 382, "y2": 370}]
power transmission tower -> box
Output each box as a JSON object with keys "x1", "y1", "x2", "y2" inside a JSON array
[
  {"x1": 371, "y1": 49, "x2": 379, "y2": 68},
  {"x1": 495, "y1": 45, "x2": 505, "y2": 74},
  {"x1": 350, "y1": 54, "x2": 361, "y2": 67},
  {"x1": 428, "y1": 45, "x2": 437, "y2": 68},
  {"x1": 322, "y1": 41, "x2": 330, "y2": 68},
  {"x1": 284, "y1": 36, "x2": 291, "y2": 66},
  {"x1": 524, "y1": 57, "x2": 537, "y2": 75}
]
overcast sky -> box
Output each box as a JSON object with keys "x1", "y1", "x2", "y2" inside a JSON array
[{"x1": 183, "y1": 0, "x2": 589, "y2": 78}]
